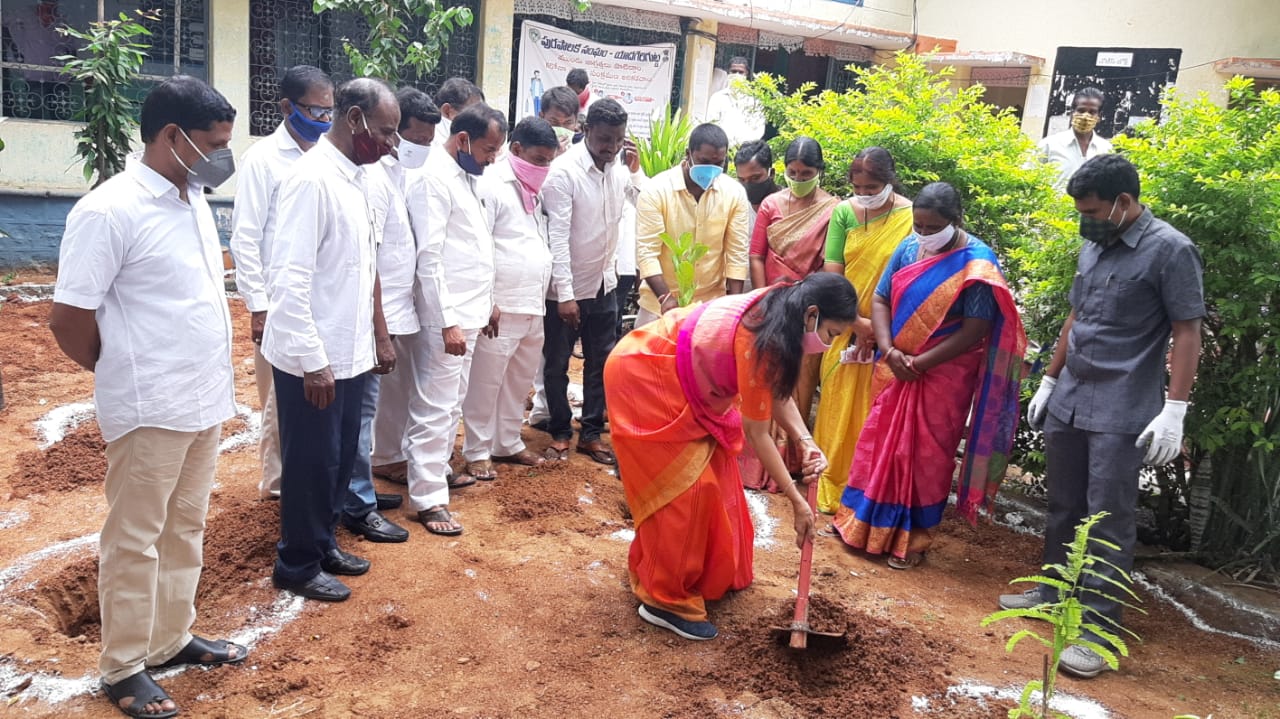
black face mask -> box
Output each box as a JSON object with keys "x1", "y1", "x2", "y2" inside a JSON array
[{"x1": 743, "y1": 177, "x2": 779, "y2": 207}]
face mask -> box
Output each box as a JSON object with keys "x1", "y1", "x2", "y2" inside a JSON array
[
  {"x1": 171, "y1": 127, "x2": 235, "y2": 188},
  {"x1": 352, "y1": 113, "x2": 389, "y2": 165},
  {"x1": 916, "y1": 224, "x2": 955, "y2": 252},
  {"x1": 456, "y1": 134, "x2": 485, "y2": 175},
  {"x1": 787, "y1": 175, "x2": 820, "y2": 198},
  {"x1": 1079, "y1": 202, "x2": 1129, "y2": 245},
  {"x1": 396, "y1": 136, "x2": 430, "y2": 169},
  {"x1": 509, "y1": 153, "x2": 550, "y2": 213},
  {"x1": 688, "y1": 163, "x2": 723, "y2": 191},
  {"x1": 802, "y1": 309, "x2": 832, "y2": 354},
  {"x1": 1071, "y1": 112, "x2": 1099, "y2": 134},
  {"x1": 287, "y1": 105, "x2": 331, "y2": 143},
  {"x1": 853, "y1": 183, "x2": 893, "y2": 209},
  {"x1": 571, "y1": 130, "x2": 585, "y2": 145},
  {"x1": 743, "y1": 178, "x2": 778, "y2": 207}
]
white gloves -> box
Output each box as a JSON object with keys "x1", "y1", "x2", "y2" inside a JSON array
[
  {"x1": 1137, "y1": 399, "x2": 1188, "y2": 466},
  {"x1": 1026, "y1": 375, "x2": 1057, "y2": 431}
]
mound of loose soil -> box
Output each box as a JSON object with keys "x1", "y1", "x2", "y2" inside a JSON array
[
  {"x1": 708, "y1": 594, "x2": 951, "y2": 717},
  {"x1": 9, "y1": 422, "x2": 107, "y2": 498}
]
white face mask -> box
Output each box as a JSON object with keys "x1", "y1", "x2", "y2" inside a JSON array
[
  {"x1": 853, "y1": 183, "x2": 893, "y2": 210},
  {"x1": 397, "y1": 137, "x2": 431, "y2": 169},
  {"x1": 916, "y1": 224, "x2": 956, "y2": 252}
]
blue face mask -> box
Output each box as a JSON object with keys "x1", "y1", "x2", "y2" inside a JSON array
[
  {"x1": 287, "y1": 105, "x2": 331, "y2": 143},
  {"x1": 456, "y1": 134, "x2": 485, "y2": 176},
  {"x1": 688, "y1": 163, "x2": 723, "y2": 191}
]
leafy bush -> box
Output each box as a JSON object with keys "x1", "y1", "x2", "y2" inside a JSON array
[
  {"x1": 56, "y1": 11, "x2": 155, "y2": 186},
  {"x1": 311, "y1": 0, "x2": 473, "y2": 83},
  {"x1": 1112, "y1": 77, "x2": 1280, "y2": 571},
  {"x1": 745, "y1": 51, "x2": 1075, "y2": 357},
  {"x1": 745, "y1": 52, "x2": 1076, "y2": 476}
]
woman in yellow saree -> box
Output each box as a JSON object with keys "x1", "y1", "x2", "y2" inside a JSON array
[
  {"x1": 605, "y1": 274, "x2": 858, "y2": 641},
  {"x1": 740, "y1": 137, "x2": 839, "y2": 492},
  {"x1": 812, "y1": 148, "x2": 915, "y2": 514}
]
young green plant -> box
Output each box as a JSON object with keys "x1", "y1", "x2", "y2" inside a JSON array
[
  {"x1": 659, "y1": 231, "x2": 708, "y2": 307},
  {"x1": 981, "y1": 511, "x2": 1144, "y2": 719},
  {"x1": 56, "y1": 11, "x2": 156, "y2": 186},
  {"x1": 632, "y1": 105, "x2": 694, "y2": 179}
]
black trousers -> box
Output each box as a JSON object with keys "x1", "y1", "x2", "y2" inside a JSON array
[
  {"x1": 543, "y1": 288, "x2": 617, "y2": 443},
  {"x1": 272, "y1": 368, "x2": 367, "y2": 583}
]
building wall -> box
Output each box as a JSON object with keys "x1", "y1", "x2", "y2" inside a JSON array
[{"x1": 916, "y1": 0, "x2": 1280, "y2": 136}]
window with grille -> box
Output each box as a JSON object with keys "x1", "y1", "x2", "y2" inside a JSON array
[
  {"x1": 248, "y1": 0, "x2": 480, "y2": 136},
  {"x1": 1, "y1": 0, "x2": 207, "y2": 121}
]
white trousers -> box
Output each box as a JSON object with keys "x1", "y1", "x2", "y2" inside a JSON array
[
  {"x1": 528, "y1": 357, "x2": 549, "y2": 425},
  {"x1": 403, "y1": 326, "x2": 478, "y2": 512},
  {"x1": 371, "y1": 333, "x2": 416, "y2": 466},
  {"x1": 100, "y1": 425, "x2": 219, "y2": 683},
  {"x1": 462, "y1": 313, "x2": 544, "y2": 461},
  {"x1": 253, "y1": 345, "x2": 282, "y2": 498}
]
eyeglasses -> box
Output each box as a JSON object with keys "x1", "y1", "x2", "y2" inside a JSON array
[{"x1": 295, "y1": 103, "x2": 334, "y2": 121}]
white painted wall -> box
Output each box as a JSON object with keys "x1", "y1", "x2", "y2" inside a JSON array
[{"x1": 916, "y1": 0, "x2": 1280, "y2": 136}]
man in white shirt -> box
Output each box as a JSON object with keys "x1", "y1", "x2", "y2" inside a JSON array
[
  {"x1": 1038, "y1": 86, "x2": 1113, "y2": 192},
  {"x1": 431, "y1": 76, "x2": 484, "y2": 149},
  {"x1": 262, "y1": 78, "x2": 399, "y2": 602},
  {"x1": 366, "y1": 87, "x2": 440, "y2": 488},
  {"x1": 342, "y1": 87, "x2": 442, "y2": 545},
  {"x1": 460, "y1": 117, "x2": 558, "y2": 476},
  {"x1": 403, "y1": 103, "x2": 508, "y2": 536},
  {"x1": 704, "y1": 57, "x2": 765, "y2": 148},
  {"x1": 230, "y1": 65, "x2": 333, "y2": 501},
  {"x1": 540, "y1": 99, "x2": 643, "y2": 466},
  {"x1": 50, "y1": 76, "x2": 246, "y2": 719}
]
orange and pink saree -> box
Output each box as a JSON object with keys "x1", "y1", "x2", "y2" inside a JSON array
[{"x1": 605, "y1": 289, "x2": 774, "y2": 622}]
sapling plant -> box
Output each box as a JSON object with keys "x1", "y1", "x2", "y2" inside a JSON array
[
  {"x1": 658, "y1": 231, "x2": 707, "y2": 307},
  {"x1": 981, "y1": 511, "x2": 1145, "y2": 718}
]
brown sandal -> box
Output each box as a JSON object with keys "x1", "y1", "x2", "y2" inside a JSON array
[
  {"x1": 417, "y1": 506, "x2": 463, "y2": 535},
  {"x1": 372, "y1": 461, "x2": 408, "y2": 485},
  {"x1": 492, "y1": 449, "x2": 547, "y2": 467},
  {"x1": 542, "y1": 444, "x2": 570, "y2": 462},
  {"x1": 887, "y1": 552, "x2": 925, "y2": 570},
  {"x1": 576, "y1": 440, "x2": 617, "y2": 466},
  {"x1": 465, "y1": 460, "x2": 497, "y2": 481}
]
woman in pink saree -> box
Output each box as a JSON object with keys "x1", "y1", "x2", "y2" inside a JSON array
[
  {"x1": 740, "y1": 137, "x2": 838, "y2": 492},
  {"x1": 832, "y1": 182, "x2": 1027, "y2": 569}
]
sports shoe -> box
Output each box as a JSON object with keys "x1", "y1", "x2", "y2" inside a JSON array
[
  {"x1": 1059, "y1": 644, "x2": 1111, "y2": 679},
  {"x1": 998, "y1": 587, "x2": 1049, "y2": 610},
  {"x1": 638, "y1": 604, "x2": 718, "y2": 641}
]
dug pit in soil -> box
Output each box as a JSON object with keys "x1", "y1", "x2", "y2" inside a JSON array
[{"x1": 706, "y1": 595, "x2": 952, "y2": 717}]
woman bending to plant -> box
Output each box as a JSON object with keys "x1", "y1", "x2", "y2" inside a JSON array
[
  {"x1": 605, "y1": 273, "x2": 857, "y2": 640},
  {"x1": 830, "y1": 182, "x2": 1027, "y2": 569}
]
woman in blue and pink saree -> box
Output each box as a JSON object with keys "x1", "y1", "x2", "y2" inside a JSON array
[
  {"x1": 604, "y1": 274, "x2": 859, "y2": 640},
  {"x1": 832, "y1": 183, "x2": 1027, "y2": 570}
]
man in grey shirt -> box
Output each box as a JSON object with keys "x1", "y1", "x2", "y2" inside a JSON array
[{"x1": 1001, "y1": 154, "x2": 1204, "y2": 678}]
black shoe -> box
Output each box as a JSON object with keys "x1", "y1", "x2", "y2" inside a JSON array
[
  {"x1": 272, "y1": 570, "x2": 351, "y2": 602},
  {"x1": 375, "y1": 492, "x2": 403, "y2": 510},
  {"x1": 529, "y1": 419, "x2": 551, "y2": 433},
  {"x1": 342, "y1": 509, "x2": 410, "y2": 543},
  {"x1": 320, "y1": 547, "x2": 370, "y2": 576}
]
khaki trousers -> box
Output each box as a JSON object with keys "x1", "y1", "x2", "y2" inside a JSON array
[
  {"x1": 99, "y1": 424, "x2": 220, "y2": 683},
  {"x1": 253, "y1": 346, "x2": 283, "y2": 497}
]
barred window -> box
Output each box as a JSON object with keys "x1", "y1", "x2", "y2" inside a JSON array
[
  {"x1": 0, "y1": 0, "x2": 207, "y2": 121},
  {"x1": 247, "y1": 0, "x2": 480, "y2": 136}
]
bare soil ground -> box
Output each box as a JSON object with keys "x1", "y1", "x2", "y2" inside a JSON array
[{"x1": 1, "y1": 290, "x2": 1277, "y2": 718}]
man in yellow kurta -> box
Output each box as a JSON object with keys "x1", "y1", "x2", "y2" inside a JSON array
[{"x1": 635, "y1": 123, "x2": 751, "y2": 325}]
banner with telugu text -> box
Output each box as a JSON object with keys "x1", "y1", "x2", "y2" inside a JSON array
[{"x1": 515, "y1": 20, "x2": 676, "y2": 139}]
